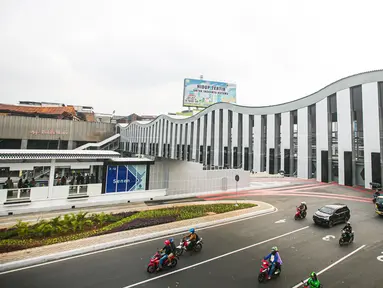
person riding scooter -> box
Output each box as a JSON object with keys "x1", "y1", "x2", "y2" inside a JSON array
[
  {"x1": 373, "y1": 190, "x2": 381, "y2": 203},
  {"x1": 298, "y1": 201, "x2": 307, "y2": 217},
  {"x1": 342, "y1": 221, "x2": 353, "y2": 240},
  {"x1": 183, "y1": 228, "x2": 199, "y2": 250},
  {"x1": 157, "y1": 240, "x2": 172, "y2": 271},
  {"x1": 263, "y1": 246, "x2": 282, "y2": 280},
  {"x1": 305, "y1": 272, "x2": 321, "y2": 288}
]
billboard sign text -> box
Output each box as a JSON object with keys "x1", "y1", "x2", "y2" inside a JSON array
[
  {"x1": 105, "y1": 165, "x2": 147, "y2": 193},
  {"x1": 183, "y1": 78, "x2": 236, "y2": 108}
]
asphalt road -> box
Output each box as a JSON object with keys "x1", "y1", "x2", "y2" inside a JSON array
[{"x1": 1, "y1": 184, "x2": 382, "y2": 288}]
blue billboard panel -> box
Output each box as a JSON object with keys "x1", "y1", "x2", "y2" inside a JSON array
[
  {"x1": 105, "y1": 164, "x2": 147, "y2": 193},
  {"x1": 106, "y1": 166, "x2": 117, "y2": 193}
]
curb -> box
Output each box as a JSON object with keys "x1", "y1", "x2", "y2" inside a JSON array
[{"x1": 0, "y1": 205, "x2": 277, "y2": 273}]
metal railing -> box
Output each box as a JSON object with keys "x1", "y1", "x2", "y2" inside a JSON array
[
  {"x1": 69, "y1": 185, "x2": 88, "y2": 196},
  {"x1": 6, "y1": 188, "x2": 31, "y2": 201}
]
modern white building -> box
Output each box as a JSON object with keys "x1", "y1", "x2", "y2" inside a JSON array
[{"x1": 119, "y1": 70, "x2": 383, "y2": 189}]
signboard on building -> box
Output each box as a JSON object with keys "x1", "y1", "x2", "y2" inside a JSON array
[
  {"x1": 183, "y1": 78, "x2": 237, "y2": 108},
  {"x1": 105, "y1": 165, "x2": 147, "y2": 193}
]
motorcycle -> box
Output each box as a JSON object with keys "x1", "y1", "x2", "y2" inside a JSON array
[
  {"x1": 339, "y1": 229, "x2": 354, "y2": 246},
  {"x1": 257, "y1": 260, "x2": 281, "y2": 283},
  {"x1": 146, "y1": 251, "x2": 178, "y2": 273},
  {"x1": 294, "y1": 207, "x2": 307, "y2": 220},
  {"x1": 175, "y1": 237, "x2": 203, "y2": 257}
]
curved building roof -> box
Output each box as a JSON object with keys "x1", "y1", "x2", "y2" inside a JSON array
[{"x1": 126, "y1": 69, "x2": 383, "y2": 126}]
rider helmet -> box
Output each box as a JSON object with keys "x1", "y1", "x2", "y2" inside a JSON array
[
  {"x1": 169, "y1": 238, "x2": 174, "y2": 243},
  {"x1": 301, "y1": 201, "x2": 306, "y2": 205},
  {"x1": 271, "y1": 246, "x2": 278, "y2": 252},
  {"x1": 189, "y1": 228, "x2": 195, "y2": 233},
  {"x1": 164, "y1": 240, "x2": 171, "y2": 246},
  {"x1": 310, "y1": 272, "x2": 317, "y2": 280}
]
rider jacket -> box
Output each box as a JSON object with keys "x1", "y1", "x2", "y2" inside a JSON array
[
  {"x1": 343, "y1": 225, "x2": 352, "y2": 234},
  {"x1": 264, "y1": 252, "x2": 283, "y2": 265},
  {"x1": 299, "y1": 204, "x2": 307, "y2": 212},
  {"x1": 161, "y1": 245, "x2": 172, "y2": 255},
  {"x1": 186, "y1": 232, "x2": 198, "y2": 242}
]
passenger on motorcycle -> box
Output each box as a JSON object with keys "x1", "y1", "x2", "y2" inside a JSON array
[
  {"x1": 157, "y1": 240, "x2": 172, "y2": 271},
  {"x1": 169, "y1": 238, "x2": 176, "y2": 254},
  {"x1": 306, "y1": 272, "x2": 321, "y2": 288},
  {"x1": 183, "y1": 228, "x2": 199, "y2": 250},
  {"x1": 263, "y1": 246, "x2": 283, "y2": 280},
  {"x1": 342, "y1": 221, "x2": 353, "y2": 239}
]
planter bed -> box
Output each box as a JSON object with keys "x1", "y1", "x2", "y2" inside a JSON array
[{"x1": 0, "y1": 203, "x2": 255, "y2": 253}]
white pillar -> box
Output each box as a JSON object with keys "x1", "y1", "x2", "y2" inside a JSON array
[{"x1": 48, "y1": 159, "x2": 56, "y2": 199}]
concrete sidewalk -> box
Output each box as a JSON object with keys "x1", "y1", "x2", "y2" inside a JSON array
[{"x1": 0, "y1": 200, "x2": 276, "y2": 272}]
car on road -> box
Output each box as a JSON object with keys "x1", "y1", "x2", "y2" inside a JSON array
[
  {"x1": 375, "y1": 196, "x2": 383, "y2": 216},
  {"x1": 313, "y1": 204, "x2": 350, "y2": 227}
]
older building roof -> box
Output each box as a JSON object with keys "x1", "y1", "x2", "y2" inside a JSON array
[{"x1": 0, "y1": 104, "x2": 76, "y2": 117}]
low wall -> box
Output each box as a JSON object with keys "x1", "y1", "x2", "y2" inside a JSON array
[
  {"x1": 0, "y1": 185, "x2": 166, "y2": 216},
  {"x1": 149, "y1": 158, "x2": 250, "y2": 196}
]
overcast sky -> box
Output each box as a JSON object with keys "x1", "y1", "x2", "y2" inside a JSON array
[{"x1": 1, "y1": 0, "x2": 382, "y2": 116}]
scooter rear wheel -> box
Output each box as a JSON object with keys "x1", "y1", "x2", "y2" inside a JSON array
[
  {"x1": 258, "y1": 273, "x2": 266, "y2": 283},
  {"x1": 194, "y1": 243, "x2": 203, "y2": 252}
]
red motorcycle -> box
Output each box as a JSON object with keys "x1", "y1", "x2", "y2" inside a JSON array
[
  {"x1": 294, "y1": 207, "x2": 307, "y2": 220},
  {"x1": 146, "y1": 251, "x2": 178, "y2": 273},
  {"x1": 257, "y1": 260, "x2": 281, "y2": 282}
]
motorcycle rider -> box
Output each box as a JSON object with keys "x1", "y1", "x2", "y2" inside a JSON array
[
  {"x1": 263, "y1": 246, "x2": 283, "y2": 280},
  {"x1": 183, "y1": 228, "x2": 199, "y2": 250},
  {"x1": 374, "y1": 190, "x2": 380, "y2": 202},
  {"x1": 342, "y1": 221, "x2": 353, "y2": 240},
  {"x1": 305, "y1": 272, "x2": 321, "y2": 288},
  {"x1": 298, "y1": 201, "x2": 307, "y2": 216},
  {"x1": 157, "y1": 240, "x2": 172, "y2": 271},
  {"x1": 169, "y1": 238, "x2": 176, "y2": 255}
]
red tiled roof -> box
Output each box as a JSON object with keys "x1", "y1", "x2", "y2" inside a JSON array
[{"x1": 0, "y1": 104, "x2": 76, "y2": 116}]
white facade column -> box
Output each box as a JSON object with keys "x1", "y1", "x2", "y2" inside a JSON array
[
  {"x1": 266, "y1": 114, "x2": 275, "y2": 173},
  {"x1": 362, "y1": 83, "x2": 380, "y2": 188},
  {"x1": 48, "y1": 159, "x2": 56, "y2": 199},
  {"x1": 337, "y1": 89, "x2": 352, "y2": 185},
  {"x1": 192, "y1": 120, "x2": 197, "y2": 161},
  {"x1": 297, "y1": 107, "x2": 308, "y2": 179},
  {"x1": 232, "y1": 112, "x2": 238, "y2": 166},
  {"x1": 316, "y1": 98, "x2": 328, "y2": 182},
  {"x1": 222, "y1": 110, "x2": 229, "y2": 166},
  {"x1": 281, "y1": 112, "x2": 290, "y2": 172},
  {"x1": 214, "y1": 111, "x2": 220, "y2": 166},
  {"x1": 243, "y1": 114, "x2": 249, "y2": 169},
  {"x1": 253, "y1": 115, "x2": 262, "y2": 172}
]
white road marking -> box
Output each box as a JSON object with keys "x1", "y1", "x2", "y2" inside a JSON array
[
  {"x1": 292, "y1": 244, "x2": 366, "y2": 288},
  {"x1": 275, "y1": 219, "x2": 286, "y2": 223},
  {"x1": 121, "y1": 226, "x2": 310, "y2": 288},
  {"x1": 377, "y1": 252, "x2": 383, "y2": 262},
  {"x1": 0, "y1": 208, "x2": 279, "y2": 275},
  {"x1": 322, "y1": 235, "x2": 336, "y2": 241}
]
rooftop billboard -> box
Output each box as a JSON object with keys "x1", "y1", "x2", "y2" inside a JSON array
[{"x1": 183, "y1": 78, "x2": 236, "y2": 108}]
